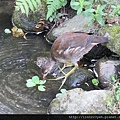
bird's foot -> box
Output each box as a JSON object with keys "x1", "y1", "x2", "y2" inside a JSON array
[
  {"x1": 48, "y1": 64, "x2": 78, "y2": 89},
  {"x1": 48, "y1": 75, "x2": 67, "y2": 90},
  {"x1": 47, "y1": 74, "x2": 67, "y2": 81},
  {"x1": 59, "y1": 63, "x2": 73, "y2": 72}
]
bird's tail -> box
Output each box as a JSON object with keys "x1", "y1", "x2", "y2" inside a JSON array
[
  {"x1": 92, "y1": 36, "x2": 109, "y2": 44},
  {"x1": 101, "y1": 36, "x2": 109, "y2": 42}
]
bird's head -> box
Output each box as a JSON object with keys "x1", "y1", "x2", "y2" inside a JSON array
[{"x1": 41, "y1": 58, "x2": 56, "y2": 80}]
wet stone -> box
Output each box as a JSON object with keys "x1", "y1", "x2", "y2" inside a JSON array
[
  {"x1": 47, "y1": 88, "x2": 113, "y2": 114},
  {"x1": 47, "y1": 14, "x2": 99, "y2": 42},
  {"x1": 95, "y1": 58, "x2": 120, "y2": 87}
]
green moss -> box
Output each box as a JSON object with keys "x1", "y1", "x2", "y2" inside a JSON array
[
  {"x1": 103, "y1": 25, "x2": 120, "y2": 55},
  {"x1": 104, "y1": 91, "x2": 114, "y2": 114}
]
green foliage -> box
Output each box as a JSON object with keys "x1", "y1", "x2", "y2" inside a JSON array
[
  {"x1": 107, "y1": 75, "x2": 120, "y2": 113},
  {"x1": 70, "y1": 0, "x2": 120, "y2": 26},
  {"x1": 83, "y1": 4, "x2": 106, "y2": 26},
  {"x1": 70, "y1": 0, "x2": 92, "y2": 15},
  {"x1": 56, "y1": 88, "x2": 67, "y2": 97},
  {"x1": 92, "y1": 78, "x2": 99, "y2": 86},
  {"x1": 46, "y1": 0, "x2": 67, "y2": 21},
  {"x1": 111, "y1": 4, "x2": 120, "y2": 16},
  {"x1": 15, "y1": 0, "x2": 120, "y2": 26},
  {"x1": 110, "y1": 75, "x2": 120, "y2": 102},
  {"x1": 15, "y1": 0, "x2": 42, "y2": 17},
  {"x1": 26, "y1": 76, "x2": 46, "y2": 91}
]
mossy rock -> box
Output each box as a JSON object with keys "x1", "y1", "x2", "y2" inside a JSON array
[
  {"x1": 102, "y1": 25, "x2": 120, "y2": 56},
  {"x1": 12, "y1": 5, "x2": 47, "y2": 31}
]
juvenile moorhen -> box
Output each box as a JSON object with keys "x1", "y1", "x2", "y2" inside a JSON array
[{"x1": 42, "y1": 32, "x2": 109, "y2": 89}]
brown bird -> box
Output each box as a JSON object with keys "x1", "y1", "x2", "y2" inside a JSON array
[{"x1": 42, "y1": 32, "x2": 108, "y2": 89}]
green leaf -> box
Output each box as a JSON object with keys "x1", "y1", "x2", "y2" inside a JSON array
[
  {"x1": 60, "y1": 0, "x2": 67, "y2": 7},
  {"x1": 84, "y1": 1, "x2": 91, "y2": 6},
  {"x1": 31, "y1": 0, "x2": 37, "y2": 9},
  {"x1": 26, "y1": 0, "x2": 34, "y2": 12},
  {"x1": 70, "y1": 1, "x2": 80, "y2": 10},
  {"x1": 23, "y1": 1, "x2": 29, "y2": 17},
  {"x1": 111, "y1": 5, "x2": 116, "y2": 9},
  {"x1": 118, "y1": 11, "x2": 120, "y2": 15},
  {"x1": 71, "y1": 1, "x2": 79, "y2": 6},
  {"x1": 39, "y1": 80, "x2": 46, "y2": 85},
  {"x1": 85, "y1": 8, "x2": 95, "y2": 13},
  {"x1": 26, "y1": 81, "x2": 36, "y2": 87},
  {"x1": 116, "y1": 94, "x2": 120, "y2": 101},
  {"x1": 82, "y1": 11, "x2": 92, "y2": 16},
  {"x1": 38, "y1": 85, "x2": 46, "y2": 91},
  {"x1": 19, "y1": 5, "x2": 25, "y2": 13},
  {"x1": 99, "y1": 5, "x2": 106, "y2": 11},
  {"x1": 77, "y1": 7, "x2": 82, "y2": 14},
  {"x1": 56, "y1": 93, "x2": 62, "y2": 97},
  {"x1": 92, "y1": 78, "x2": 99, "y2": 86},
  {"x1": 32, "y1": 76, "x2": 40, "y2": 84},
  {"x1": 110, "y1": 75, "x2": 116, "y2": 82},
  {"x1": 96, "y1": 15, "x2": 105, "y2": 26},
  {"x1": 26, "y1": 79, "x2": 32, "y2": 82},
  {"x1": 16, "y1": 1, "x2": 22, "y2": 6},
  {"x1": 60, "y1": 89, "x2": 67, "y2": 93},
  {"x1": 103, "y1": 0, "x2": 108, "y2": 2},
  {"x1": 46, "y1": 7, "x2": 54, "y2": 19},
  {"x1": 35, "y1": 0, "x2": 41, "y2": 5},
  {"x1": 49, "y1": 17, "x2": 54, "y2": 22}
]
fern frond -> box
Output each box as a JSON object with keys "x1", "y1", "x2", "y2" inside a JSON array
[
  {"x1": 35, "y1": 0, "x2": 42, "y2": 5},
  {"x1": 31, "y1": 0, "x2": 38, "y2": 9},
  {"x1": 46, "y1": 0, "x2": 67, "y2": 20},
  {"x1": 26, "y1": 0, "x2": 34, "y2": 12},
  {"x1": 15, "y1": 0, "x2": 42, "y2": 17},
  {"x1": 22, "y1": 0, "x2": 29, "y2": 17}
]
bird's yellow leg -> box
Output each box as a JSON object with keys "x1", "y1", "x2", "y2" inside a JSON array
[
  {"x1": 58, "y1": 65, "x2": 66, "y2": 75},
  {"x1": 60, "y1": 62, "x2": 74, "y2": 71},
  {"x1": 58, "y1": 63, "x2": 78, "y2": 89},
  {"x1": 48, "y1": 63, "x2": 78, "y2": 89}
]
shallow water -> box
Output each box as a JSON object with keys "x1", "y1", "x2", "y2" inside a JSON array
[
  {"x1": 0, "y1": 32, "x2": 63, "y2": 114},
  {"x1": 0, "y1": 1, "x2": 63, "y2": 113}
]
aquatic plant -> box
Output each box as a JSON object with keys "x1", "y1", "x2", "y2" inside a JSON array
[
  {"x1": 56, "y1": 88, "x2": 67, "y2": 97},
  {"x1": 26, "y1": 76, "x2": 46, "y2": 91}
]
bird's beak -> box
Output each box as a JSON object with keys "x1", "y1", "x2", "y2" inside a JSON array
[{"x1": 42, "y1": 74, "x2": 46, "y2": 80}]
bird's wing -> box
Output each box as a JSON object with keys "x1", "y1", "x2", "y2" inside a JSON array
[{"x1": 51, "y1": 32, "x2": 92, "y2": 56}]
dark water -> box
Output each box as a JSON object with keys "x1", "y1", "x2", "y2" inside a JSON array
[{"x1": 0, "y1": 1, "x2": 62, "y2": 114}]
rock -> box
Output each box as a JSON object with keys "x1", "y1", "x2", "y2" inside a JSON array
[
  {"x1": 100, "y1": 25, "x2": 120, "y2": 56},
  {"x1": 95, "y1": 58, "x2": 120, "y2": 87},
  {"x1": 47, "y1": 88, "x2": 112, "y2": 114},
  {"x1": 47, "y1": 14, "x2": 99, "y2": 42},
  {"x1": 12, "y1": 5, "x2": 46, "y2": 31},
  {"x1": 65, "y1": 67, "x2": 94, "y2": 88}
]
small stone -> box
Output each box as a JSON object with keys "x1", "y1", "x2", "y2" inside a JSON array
[{"x1": 95, "y1": 58, "x2": 120, "y2": 87}]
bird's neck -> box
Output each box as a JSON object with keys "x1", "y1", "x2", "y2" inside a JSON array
[{"x1": 48, "y1": 57, "x2": 56, "y2": 67}]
